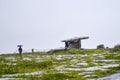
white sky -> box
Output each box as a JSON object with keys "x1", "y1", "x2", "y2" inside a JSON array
[{"x1": 0, "y1": 0, "x2": 120, "y2": 54}]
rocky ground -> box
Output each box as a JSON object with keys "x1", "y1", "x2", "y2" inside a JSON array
[{"x1": 0, "y1": 50, "x2": 120, "y2": 80}]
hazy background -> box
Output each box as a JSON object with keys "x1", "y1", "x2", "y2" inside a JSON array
[{"x1": 0, "y1": 0, "x2": 120, "y2": 54}]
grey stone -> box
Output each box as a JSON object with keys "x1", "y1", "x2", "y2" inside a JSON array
[
  {"x1": 55, "y1": 66, "x2": 66, "y2": 71},
  {"x1": 76, "y1": 63, "x2": 88, "y2": 67}
]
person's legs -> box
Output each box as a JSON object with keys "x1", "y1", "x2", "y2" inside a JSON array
[{"x1": 19, "y1": 51, "x2": 22, "y2": 58}]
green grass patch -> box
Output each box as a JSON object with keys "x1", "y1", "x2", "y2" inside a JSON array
[
  {"x1": 68, "y1": 49, "x2": 104, "y2": 54},
  {"x1": 41, "y1": 72, "x2": 86, "y2": 80},
  {"x1": 0, "y1": 60, "x2": 53, "y2": 77},
  {"x1": 105, "y1": 53, "x2": 120, "y2": 60}
]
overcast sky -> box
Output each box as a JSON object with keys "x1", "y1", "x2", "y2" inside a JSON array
[{"x1": 0, "y1": 0, "x2": 120, "y2": 54}]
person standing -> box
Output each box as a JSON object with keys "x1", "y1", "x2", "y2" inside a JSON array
[
  {"x1": 17, "y1": 45, "x2": 23, "y2": 58},
  {"x1": 18, "y1": 46, "x2": 22, "y2": 56},
  {"x1": 32, "y1": 48, "x2": 34, "y2": 53}
]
